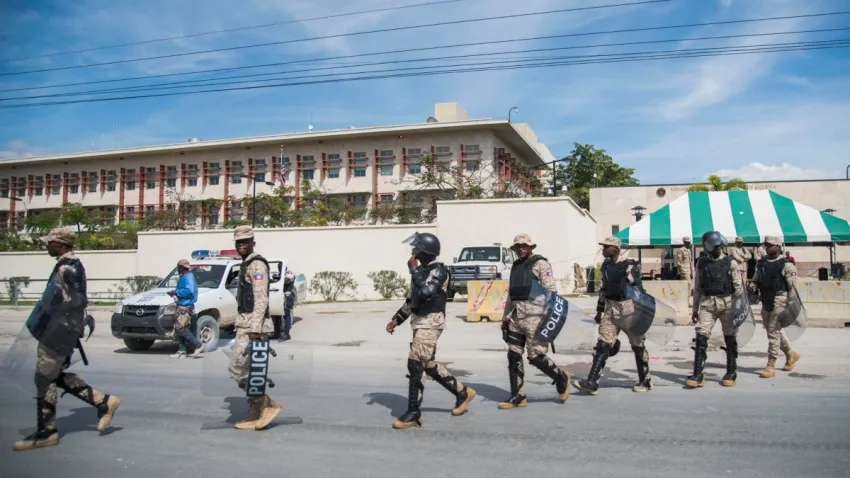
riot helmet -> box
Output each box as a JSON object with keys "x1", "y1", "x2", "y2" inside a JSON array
[
  {"x1": 701, "y1": 231, "x2": 727, "y2": 257},
  {"x1": 402, "y1": 232, "x2": 441, "y2": 262}
]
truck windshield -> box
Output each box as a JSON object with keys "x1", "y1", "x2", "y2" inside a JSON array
[
  {"x1": 158, "y1": 265, "x2": 227, "y2": 289},
  {"x1": 457, "y1": 247, "x2": 501, "y2": 262}
]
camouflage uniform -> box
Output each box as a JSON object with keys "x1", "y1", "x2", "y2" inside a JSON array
[
  {"x1": 751, "y1": 236, "x2": 801, "y2": 378},
  {"x1": 13, "y1": 229, "x2": 120, "y2": 452},
  {"x1": 676, "y1": 237, "x2": 694, "y2": 307},
  {"x1": 728, "y1": 238, "x2": 752, "y2": 281},
  {"x1": 229, "y1": 226, "x2": 280, "y2": 431},
  {"x1": 499, "y1": 233, "x2": 571, "y2": 409}
]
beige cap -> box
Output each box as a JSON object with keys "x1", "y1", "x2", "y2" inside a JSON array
[
  {"x1": 177, "y1": 259, "x2": 190, "y2": 268},
  {"x1": 735, "y1": 236, "x2": 743, "y2": 242},
  {"x1": 599, "y1": 236, "x2": 622, "y2": 248},
  {"x1": 40, "y1": 228, "x2": 75, "y2": 247},
  {"x1": 234, "y1": 225, "x2": 255, "y2": 241},
  {"x1": 682, "y1": 236, "x2": 692, "y2": 243},
  {"x1": 511, "y1": 233, "x2": 536, "y2": 250},
  {"x1": 764, "y1": 235, "x2": 783, "y2": 246}
]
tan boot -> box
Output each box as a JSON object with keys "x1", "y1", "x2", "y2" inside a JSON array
[
  {"x1": 782, "y1": 351, "x2": 800, "y2": 371},
  {"x1": 759, "y1": 358, "x2": 776, "y2": 378},
  {"x1": 234, "y1": 397, "x2": 263, "y2": 430},
  {"x1": 254, "y1": 395, "x2": 282, "y2": 430},
  {"x1": 12, "y1": 430, "x2": 59, "y2": 452},
  {"x1": 97, "y1": 396, "x2": 120, "y2": 433}
]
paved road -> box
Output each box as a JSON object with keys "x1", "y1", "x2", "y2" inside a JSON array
[{"x1": 2, "y1": 301, "x2": 850, "y2": 478}]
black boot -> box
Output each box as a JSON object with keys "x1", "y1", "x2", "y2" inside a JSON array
[
  {"x1": 282, "y1": 323, "x2": 291, "y2": 342},
  {"x1": 575, "y1": 340, "x2": 610, "y2": 396},
  {"x1": 529, "y1": 354, "x2": 571, "y2": 402},
  {"x1": 686, "y1": 334, "x2": 708, "y2": 388},
  {"x1": 632, "y1": 345, "x2": 653, "y2": 392},
  {"x1": 393, "y1": 359, "x2": 424, "y2": 429},
  {"x1": 425, "y1": 366, "x2": 476, "y2": 416},
  {"x1": 13, "y1": 398, "x2": 59, "y2": 451},
  {"x1": 270, "y1": 316, "x2": 282, "y2": 340},
  {"x1": 721, "y1": 335, "x2": 738, "y2": 387},
  {"x1": 498, "y1": 351, "x2": 527, "y2": 409}
]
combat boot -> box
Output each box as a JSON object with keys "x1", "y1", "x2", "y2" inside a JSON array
[
  {"x1": 685, "y1": 334, "x2": 708, "y2": 388},
  {"x1": 393, "y1": 360, "x2": 424, "y2": 429},
  {"x1": 574, "y1": 340, "x2": 610, "y2": 396},
  {"x1": 759, "y1": 358, "x2": 776, "y2": 378},
  {"x1": 498, "y1": 351, "x2": 527, "y2": 409},
  {"x1": 234, "y1": 397, "x2": 264, "y2": 430},
  {"x1": 632, "y1": 345, "x2": 653, "y2": 392},
  {"x1": 426, "y1": 366, "x2": 476, "y2": 415},
  {"x1": 254, "y1": 395, "x2": 282, "y2": 430},
  {"x1": 529, "y1": 355, "x2": 571, "y2": 402},
  {"x1": 782, "y1": 351, "x2": 800, "y2": 371},
  {"x1": 96, "y1": 395, "x2": 121, "y2": 433},
  {"x1": 721, "y1": 335, "x2": 738, "y2": 387},
  {"x1": 12, "y1": 398, "x2": 59, "y2": 452}
]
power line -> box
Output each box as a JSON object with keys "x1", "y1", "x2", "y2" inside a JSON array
[
  {"x1": 2, "y1": 41, "x2": 845, "y2": 110},
  {"x1": 0, "y1": 0, "x2": 469, "y2": 63},
  {"x1": 4, "y1": 27, "x2": 846, "y2": 102},
  {"x1": 4, "y1": 10, "x2": 847, "y2": 94},
  {"x1": 0, "y1": 0, "x2": 672, "y2": 77}
]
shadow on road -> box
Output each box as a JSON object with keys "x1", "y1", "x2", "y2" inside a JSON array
[
  {"x1": 17, "y1": 405, "x2": 123, "y2": 439},
  {"x1": 362, "y1": 392, "x2": 452, "y2": 418}
]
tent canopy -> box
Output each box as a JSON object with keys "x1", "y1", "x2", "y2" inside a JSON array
[{"x1": 614, "y1": 191, "x2": 850, "y2": 246}]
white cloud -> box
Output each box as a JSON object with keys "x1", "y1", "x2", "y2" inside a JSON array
[
  {"x1": 713, "y1": 162, "x2": 838, "y2": 181},
  {"x1": 0, "y1": 140, "x2": 48, "y2": 159}
]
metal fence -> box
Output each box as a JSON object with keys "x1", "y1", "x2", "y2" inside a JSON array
[{"x1": 0, "y1": 277, "x2": 160, "y2": 305}]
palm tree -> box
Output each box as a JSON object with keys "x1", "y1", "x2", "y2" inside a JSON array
[{"x1": 688, "y1": 174, "x2": 748, "y2": 192}]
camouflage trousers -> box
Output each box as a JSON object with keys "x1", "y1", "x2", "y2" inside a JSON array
[
  {"x1": 599, "y1": 299, "x2": 646, "y2": 348},
  {"x1": 35, "y1": 343, "x2": 106, "y2": 430},
  {"x1": 507, "y1": 314, "x2": 549, "y2": 360},
  {"x1": 696, "y1": 296, "x2": 736, "y2": 337},
  {"x1": 228, "y1": 329, "x2": 256, "y2": 386},
  {"x1": 409, "y1": 327, "x2": 464, "y2": 394},
  {"x1": 174, "y1": 306, "x2": 193, "y2": 330},
  {"x1": 686, "y1": 277, "x2": 694, "y2": 307},
  {"x1": 761, "y1": 296, "x2": 793, "y2": 360}
]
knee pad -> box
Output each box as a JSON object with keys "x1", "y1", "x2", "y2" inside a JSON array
[
  {"x1": 507, "y1": 349, "x2": 523, "y2": 365},
  {"x1": 34, "y1": 373, "x2": 53, "y2": 397},
  {"x1": 528, "y1": 354, "x2": 549, "y2": 369},
  {"x1": 506, "y1": 330, "x2": 526, "y2": 348},
  {"x1": 407, "y1": 358, "x2": 425, "y2": 376}
]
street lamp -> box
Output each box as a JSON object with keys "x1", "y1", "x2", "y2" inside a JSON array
[
  {"x1": 508, "y1": 106, "x2": 518, "y2": 123},
  {"x1": 239, "y1": 175, "x2": 276, "y2": 228},
  {"x1": 631, "y1": 205, "x2": 646, "y2": 263}
]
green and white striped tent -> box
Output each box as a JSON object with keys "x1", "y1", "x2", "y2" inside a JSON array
[{"x1": 614, "y1": 191, "x2": 850, "y2": 246}]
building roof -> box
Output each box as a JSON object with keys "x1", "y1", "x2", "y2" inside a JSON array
[
  {"x1": 0, "y1": 118, "x2": 549, "y2": 168},
  {"x1": 592, "y1": 178, "x2": 849, "y2": 189}
]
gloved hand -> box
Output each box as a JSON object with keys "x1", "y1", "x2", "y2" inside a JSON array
[
  {"x1": 501, "y1": 320, "x2": 510, "y2": 343},
  {"x1": 594, "y1": 312, "x2": 602, "y2": 324},
  {"x1": 691, "y1": 311, "x2": 699, "y2": 325}
]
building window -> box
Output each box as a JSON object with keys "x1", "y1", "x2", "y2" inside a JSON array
[
  {"x1": 209, "y1": 176, "x2": 219, "y2": 186},
  {"x1": 186, "y1": 165, "x2": 199, "y2": 187},
  {"x1": 380, "y1": 150, "x2": 394, "y2": 157},
  {"x1": 465, "y1": 161, "x2": 479, "y2": 172},
  {"x1": 302, "y1": 169, "x2": 314, "y2": 180},
  {"x1": 145, "y1": 168, "x2": 157, "y2": 189},
  {"x1": 0, "y1": 178, "x2": 9, "y2": 198},
  {"x1": 166, "y1": 166, "x2": 177, "y2": 188},
  {"x1": 408, "y1": 164, "x2": 421, "y2": 174},
  {"x1": 436, "y1": 146, "x2": 451, "y2": 154},
  {"x1": 354, "y1": 168, "x2": 366, "y2": 177},
  {"x1": 328, "y1": 169, "x2": 340, "y2": 178},
  {"x1": 352, "y1": 194, "x2": 367, "y2": 208},
  {"x1": 465, "y1": 144, "x2": 481, "y2": 157},
  {"x1": 380, "y1": 194, "x2": 393, "y2": 202},
  {"x1": 353, "y1": 152, "x2": 367, "y2": 159},
  {"x1": 15, "y1": 178, "x2": 26, "y2": 197},
  {"x1": 69, "y1": 173, "x2": 80, "y2": 194},
  {"x1": 51, "y1": 175, "x2": 61, "y2": 195},
  {"x1": 145, "y1": 205, "x2": 155, "y2": 213},
  {"x1": 327, "y1": 154, "x2": 340, "y2": 160},
  {"x1": 380, "y1": 165, "x2": 393, "y2": 176},
  {"x1": 34, "y1": 176, "x2": 44, "y2": 196},
  {"x1": 231, "y1": 175, "x2": 242, "y2": 184},
  {"x1": 612, "y1": 225, "x2": 620, "y2": 235},
  {"x1": 230, "y1": 161, "x2": 243, "y2": 184},
  {"x1": 105, "y1": 171, "x2": 117, "y2": 191},
  {"x1": 86, "y1": 172, "x2": 97, "y2": 193},
  {"x1": 407, "y1": 148, "x2": 421, "y2": 155}
]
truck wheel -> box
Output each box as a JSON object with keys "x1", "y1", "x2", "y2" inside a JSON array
[
  {"x1": 195, "y1": 315, "x2": 220, "y2": 352},
  {"x1": 123, "y1": 338, "x2": 155, "y2": 351}
]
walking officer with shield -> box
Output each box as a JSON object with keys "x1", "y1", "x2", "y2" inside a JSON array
[
  {"x1": 748, "y1": 235, "x2": 802, "y2": 378},
  {"x1": 228, "y1": 225, "x2": 282, "y2": 430},
  {"x1": 574, "y1": 236, "x2": 653, "y2": 395},
  {"x1": 12, "y1": 228, "x2": 120, "y2": 452},
  {"x1": 386, "y1": 232, "x2": 476, "y2": 429},
  {"x1": 685, "y1": 231, "x2": 746, "y2": 389},
  {"x1": 497, "y1": 233, "x2": 571, "y2": 409}
]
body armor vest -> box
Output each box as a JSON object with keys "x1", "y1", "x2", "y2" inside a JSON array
[
  {"x1": 757, "y1": 257, "x2": 788, "y2": 312},
  {"x1": 697, "y1": 256, "x2": 733, "y2": 297},
  {"x1": 601, "y1": 259, "x2": 632, "y2": 301},
  {"x1": 509, "y1": 255, "x2": 547, "y2": 301},
  {"x1": 410, "y1": 263, "x2": 448, "y2": 315},
  {"x1": 237, "y1": 255, "x2": 270, "y2": 317}
]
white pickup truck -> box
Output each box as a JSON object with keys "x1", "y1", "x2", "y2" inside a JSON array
[
  {"x1": 110, "y1": 250, "x2": 307, "y2": 352},
  {"x1": 446, "y1": 244, "x2": 517, "y2": 300}
]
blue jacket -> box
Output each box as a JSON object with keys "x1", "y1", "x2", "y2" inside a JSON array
[{"x1": 174, "y1": 271, "x2": 198, "y2": 307}]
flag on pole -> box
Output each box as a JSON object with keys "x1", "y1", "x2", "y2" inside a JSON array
[{"x1": 279, "y1": 147, "x2": 287, "y2": 187}]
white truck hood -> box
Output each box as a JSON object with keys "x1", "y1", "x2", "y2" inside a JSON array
[
  {"x1": 121, "y1": 287, "x2": 216, "y2": 306},
  {"x1": 451, "y1": 261, "x2": 502, "y2": 268}
]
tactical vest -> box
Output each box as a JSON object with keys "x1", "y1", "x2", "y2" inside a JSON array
[
  {"x1": 410, "y1": 263, "x2": 448, "y2": 315},
  {"x1": 697, "y1": 256, "x2": 733, "y2": 297},
  {"x1": 236, "y1": 255, "x2": 270, "y2": 317},
  {"x1": 508, "y1": 255, "x2": 547, "y2": 301},
  {"x1": 757, "y1": 257, "x2": 788, "y2": 312},
  {"x1": 48, "y1": 256, "x2": 88, "y2": 314},
  {"x1": 601, "y1": 259, "x2": 632, "y2": 301}
]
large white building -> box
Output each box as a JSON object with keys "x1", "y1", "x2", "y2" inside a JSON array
[{"x1": 0, "y1": 102, "x2": 556, "y2": 228}]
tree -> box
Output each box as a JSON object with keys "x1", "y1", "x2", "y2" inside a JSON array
[
  {"x1": 23, "y1": 211, "x2": 60, "y2": 235},
  {"x1": 688, "y1": 174, "x2": 748, "y2": 192},
  {"x1": 554, "y1": 143, "x2": 639, "y2": 210},
  {"x1": 60, "y1": 202, "x2": 89, "y2": 232}
]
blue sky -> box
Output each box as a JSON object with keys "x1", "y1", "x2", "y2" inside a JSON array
[{"x1": 1, "y1": 0, "x2": 848, "y2": 184}]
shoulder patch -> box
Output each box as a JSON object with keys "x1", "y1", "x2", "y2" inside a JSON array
[
  {"x1": 545, "y1": 270, "x2": 552, "y2": 277},
  {"x1": 253, "y1": 274, "x2": 265, "y2": 281},
  {"x1": 790, "y1": 271, "x2": 796, "y2": 276}
]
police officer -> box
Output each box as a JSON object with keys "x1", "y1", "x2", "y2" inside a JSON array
[
  {"x1": 748, "y1": 236, "x2": 801, "y2": 378},
  {"x1": 676, "y1": 236, "x2": 694, "y2": 307},
  {"x1": 498, "y1": 234, "x2": 571, "y2": 409},
  {"x1": 574, "y1": 236, "x2": 652, "y2": 395},
  {"x1": 282, "y1": 266, "x2": 296, "y2": 341},
  {"x1": 13, "y1": 229, "x2": 120, "y2": 452},
  {"x1": 386, "y1": 232, "x2": 476, "y2": 429},
  {"x1": 685, "y1": 231, "x2": 744, "y2": 389},
  {"x1": 729, "y1": 236, "x2": 752, "y2": 281},
  {"x1": 229, "y1": 225, "x2": 281, "y2": 430}
]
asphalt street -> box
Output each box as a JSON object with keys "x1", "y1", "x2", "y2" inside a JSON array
[{"x1": 2, "y1": 300, "x2": 850, "y2": 478}]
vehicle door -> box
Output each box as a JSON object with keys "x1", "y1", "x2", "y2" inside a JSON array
[
  {"x1": 221, "y1": 264, "x2": 240, "y2": 326},
  {"x1": 501, "y1": 247, "x2": 514, "y2": 278},
  {"x1": 267, "y1": 259, "x2": 285, "y2": 317}
]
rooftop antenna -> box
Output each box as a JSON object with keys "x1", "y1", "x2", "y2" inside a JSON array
[{"x1": 308, "y1": 107, "x2": 314, "y2": 132}]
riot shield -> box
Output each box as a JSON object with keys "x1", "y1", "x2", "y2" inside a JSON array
[
  {"x1": 1, "y1": 324, "x2": 83, "y2": 396},
  {"x1": 525, "y1": 279, "x2": 598, "y2": 353},
  {"x1": 728, "y1": 287, "x2": 757, "y2": 348},
  {"x1": 200, "y1": 335, "x2": 313, "y2": 398},
  {"x1": 621, "y1": 284, "x2": 676, "y2": 347},
  {"x1": 780, "y1": 284, "x2": 807, "y2": 342}
]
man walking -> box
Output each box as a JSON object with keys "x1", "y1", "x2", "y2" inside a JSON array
[{"x1": 168, "y1": 258, "x2": 203, "y2": 359}]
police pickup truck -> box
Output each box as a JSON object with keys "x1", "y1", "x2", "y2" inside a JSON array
[
  {"x1": 110, "y1": 250, "x2": 306, "y2": 352},
  {"x1": 446, "y1": 244, "x2": 518, "y2": 300}
]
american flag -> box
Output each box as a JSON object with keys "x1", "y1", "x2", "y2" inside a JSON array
[{"x1": 279, "y1": 146, "x2": 287, "y2": 187}]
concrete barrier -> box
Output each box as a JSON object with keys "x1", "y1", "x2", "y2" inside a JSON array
[
  {"x1": 466, "y1": 280, "x2": 509, "y2": 322},
  {"x1": 642, "y1": 280, "x2": 692, "y2": 325},
  {"x1": 797, "y1": 279, "x2": 850, "y2": 328}
]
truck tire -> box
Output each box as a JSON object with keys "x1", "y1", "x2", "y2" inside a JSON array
[
  {"x1": 194, "y1": 315, "x2": 220, "y2": 352},
  {"x1": 123, "y1": 338, "x2": 155, "y2": 351}
]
